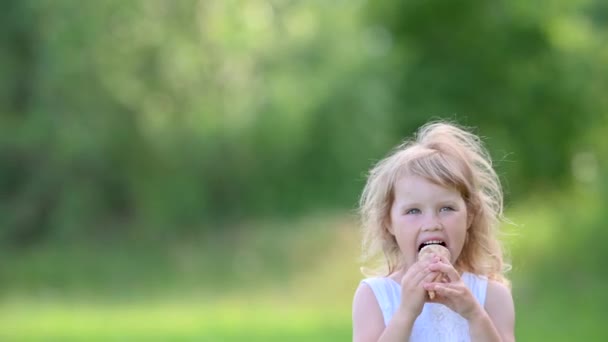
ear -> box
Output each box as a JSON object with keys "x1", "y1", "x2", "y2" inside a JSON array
[
  {"x1": 384, "y1": 217, "x2": 395, "y2": 235},
  {"x1": 466, "y1": 194, "x2": 481, "y2": 230},
  {"x1": 465, "y1": 201, "x2": 476, "y2": 229},
  {"x1": 467, "y1": 213, "x2": 474, "y2": 230}
]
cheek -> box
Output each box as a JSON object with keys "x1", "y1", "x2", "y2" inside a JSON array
[
  {"x1": 446, "y1": 213, "x2": 468, "y2": 232},
  {"x1": 391, "y1": 214, "x2": 419, "y2": 232}
]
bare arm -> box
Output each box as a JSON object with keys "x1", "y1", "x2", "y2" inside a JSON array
[
  {"x1": 352, "y1": 283, "x2": 416, "y2": 342},
  {"x1": 479, "y1": 280, "x2": 515, "y2": 342},
  {"x1": 465, "y1": 280, "x2": 515, "y2": 341}
]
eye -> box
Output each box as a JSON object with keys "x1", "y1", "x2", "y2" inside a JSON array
[
  {"x1": 405, "y1": 208, "x2": 421, "y2": 215},
  {"x1": 440, "y1": 206, "x2": 455, "y2": 212}
]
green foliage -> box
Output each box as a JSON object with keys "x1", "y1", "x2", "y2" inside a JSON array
[
  {"x1": 364, "y1": 0, "x2": 606, "y2": 196},
  {"x1": 1, "y1": 0, "x2": 607, "y2": 242},
  {"x1": 2, "y1": 2, "x2": 608, "y2": 340},
  {"x1": 1, "y1": 0, "x2": 383, "y2": 241}
]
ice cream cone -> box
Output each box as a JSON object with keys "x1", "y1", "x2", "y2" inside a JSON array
[{"x1": 417, "y1": 244, "x2": 451, "y2": 300}]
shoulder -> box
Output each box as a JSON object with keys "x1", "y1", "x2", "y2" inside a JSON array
[
  {"x1": 352, "y1": 280, "x2": 385, "y2": 318},
  {"x1": 485, "y1": 280, "x2": 514, "y2": 312},
  {"x1": 484, "y1": 280, "x2": 515, "y2": 342},
  {"x1": 353, "y1": 281, "x2": 381, "y2": 312},
  {"x1": 352, "y1": 281, "x2": 385, "y2": 342}
]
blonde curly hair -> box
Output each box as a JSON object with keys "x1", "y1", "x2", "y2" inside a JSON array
[{"x1": 359, "y1": 121, "x2": 511, "y2": 286}]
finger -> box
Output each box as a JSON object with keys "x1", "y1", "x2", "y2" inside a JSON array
[
  {"x1": 427, "y1": 258, "x2": 446, "y2": 281},
  {"x1": 432, "y1": 272, "x2": 443, "y2": 282},
  {"x1": 410, "y1": 262, "x2": 436, "y2": 284},
  {"x1": 411, "y1": 257, "x2": 444, "y2": 284},
  {"x1": 424, "y1": 283, "x2": 460, "y2": 298},
  {"x1": 405, "y1": 259, "x2": 428, "y2": 277},
  {"x1": 427, "y1": 262, "x2": 460, "y2": 282},
  {"x1": 401, "y1": 259, "x2": 430, "y2": 284},
  {"x1": 437, "y1": 254, "x2": 451, "y2": 264},
  {"x1": 427, "y1": 263, "x2": 459, "y2": 283},
  {"x1": 422, "y1": 272, "x2": 442, "y2": 300},
  {"x1": 422, "y1": 270, "x2": 440, "y2": 284}
]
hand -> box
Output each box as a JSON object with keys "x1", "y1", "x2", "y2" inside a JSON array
[
  {"x1": 423, "y1": 256, "x2": 483, "y2": 321},
  {"x1": 398, "y1": 256, "x2": 442, "y2": 318}
]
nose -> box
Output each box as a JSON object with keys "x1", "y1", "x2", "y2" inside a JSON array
[{"x1": 421, "y1": 213, "x2": 443, "y2": 231}]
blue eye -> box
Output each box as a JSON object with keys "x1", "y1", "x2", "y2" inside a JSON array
[
  {"x1": 440, "y1": 206, "x2": 455, "y2": 212},
  {"x1": 406, "y1": 208, "x2": 421, "y2": 215}
]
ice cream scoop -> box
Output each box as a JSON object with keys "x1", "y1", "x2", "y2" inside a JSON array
[{"x1": 418, "y1": 244, "x2": 451, "y2": 299}]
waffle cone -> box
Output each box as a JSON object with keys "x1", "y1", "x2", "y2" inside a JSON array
[{"x1": 418, "y1": 244, "x2": 451, "y2": 300}]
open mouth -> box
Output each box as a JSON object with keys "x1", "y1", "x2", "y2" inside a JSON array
[{"x1": 418, "y1": 240, "x2": 447, "y2": 252}]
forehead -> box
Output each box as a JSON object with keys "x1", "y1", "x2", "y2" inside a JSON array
[{"x1": 393, "y1": 174, "x2": 462, "y2": 202}]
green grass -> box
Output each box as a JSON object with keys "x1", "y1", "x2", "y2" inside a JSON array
[
  {"x1": 0, "y1": 213, "x2": 359, "y2": 341},
  {"x1": 514, "y1": 291, "x2": 606, "y2": 341},
  {"x1": 1, "y1": 287, "x2": 605, "y2": 341},
  {"x1": 1, "y1": 191, "x2": 607, "y2": 341},
  {"x1": 0, "y1": 297, "x2": 351, "y2": 341}
]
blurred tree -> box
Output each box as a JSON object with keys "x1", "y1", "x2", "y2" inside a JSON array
[
  {"x1": 363, "y1": 0, "x2": 603, "y2": 197},
  {"x1": 0, "y1": 0, "x2": 607, "y2": 244}
]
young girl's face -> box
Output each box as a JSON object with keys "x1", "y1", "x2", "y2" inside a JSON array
[{"x1": 389, "y1": 174, "x2": 468, "y2": 270}]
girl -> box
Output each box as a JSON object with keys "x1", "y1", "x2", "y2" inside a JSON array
[{"x1": 352, "y1": 121, "x2": 515, "y2": 341}]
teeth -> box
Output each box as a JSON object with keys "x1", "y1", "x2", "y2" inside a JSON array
[{"x1": 423, "y1": 240, "x2": 443, "y2": 245}]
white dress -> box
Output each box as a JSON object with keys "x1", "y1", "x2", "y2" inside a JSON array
[{"x1": 361, "y1": 272, "x2": 488, "y2": 342}]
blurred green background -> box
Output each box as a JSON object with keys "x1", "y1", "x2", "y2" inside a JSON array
[{"x1": 1, "y1": 0, "x2": 607, "y2": 340}]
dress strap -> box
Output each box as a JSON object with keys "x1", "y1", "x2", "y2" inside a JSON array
[{"x1": 461, "y1": 272, "x2": 488, "y2": 306}]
